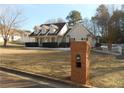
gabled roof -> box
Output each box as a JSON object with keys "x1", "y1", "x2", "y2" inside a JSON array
[
  {"x1": 63, "y1": 28, "x2": 72, "y2": 37},
  {"x1": 38, "y1": 29, "x2": 49, "y2": 36},
  {"x1": 81, "y1": 24, "x2": 95, "y2": 38},
  {"x1": 29, "y1": 22, "x2": 66, "y2": 37},
  {"x1": 29, "y1": 31, "x2": 40, "y2": 36},
  {"x1": 65, "y1": 23, "x2": 95, "y2": 38},
  {"x1": 29, "y1": 22, "x2": 95, "y2": 39}
]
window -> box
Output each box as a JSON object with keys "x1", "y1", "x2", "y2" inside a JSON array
[
  {"x1": 70, "y1": 38, "x2": 75, "y2": 41},
  {"x1": 34, "y1": 26, "x2": 41, "y2": 34},
  {"x1": 49, "y1": 28, "x2": 56, "y2": 34},
  {"x1": 34, "y1": 30, "x2": 39, "y2": 34},
  {"x1": 42, "y1": 28, "x2": 46, "y2": 34},
  {"x1": 86, "y1": 38, "x2": 88, "y2": 41},
  {"x1": 81, "y1": 37, "x2": 88, "y2": 41}
]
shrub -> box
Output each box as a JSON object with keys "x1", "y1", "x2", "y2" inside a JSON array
[{"x1": 25, "y1": 42, "x2": 39, "y2": 47}]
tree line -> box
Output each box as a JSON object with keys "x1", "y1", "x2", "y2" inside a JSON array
[
  {"x1": 45, "y1": 5, "x2": 124, "y2": 47},
  {"x1": 91, "y1": 5, "x2": 124, "y2": 46},
  {"x1": 66, "y1": 4, "x2": 124, "y2": 50}
]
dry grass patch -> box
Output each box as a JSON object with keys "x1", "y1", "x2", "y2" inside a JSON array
[{"x1": 0, "y1": 43, "x2": 124, "y2": 87}]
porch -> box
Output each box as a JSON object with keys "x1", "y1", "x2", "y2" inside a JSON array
[
  {"x1": 25, "y1": 36, "x2": 70, "y2": 48},
  {"x1": 35, "y1": 36, "x2": 62, "y2": 46}
]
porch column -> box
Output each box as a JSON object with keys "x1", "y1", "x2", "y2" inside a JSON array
[
  {"x1": 55, "y1": 36, "x2": 57, "y2": 42},
  {"x1": 38, "y1": 38, "x2": 40, "y2": 46},
  {"x1": 49, "y1": 37, "x2": 52, "y2": 42}
]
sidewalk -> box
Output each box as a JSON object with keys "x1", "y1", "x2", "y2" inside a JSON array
[{"x1": 25, "y1": 47, "x2": 71, "y2": 51}]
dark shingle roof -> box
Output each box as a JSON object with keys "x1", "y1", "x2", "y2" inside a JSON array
[
  {"x1": 29, "y1": 31, "x2": 40, "y2": 37},
  {"x1": 63, "y1": 28, "x2": 71, "y2": 37},
  {"x1": 43, "y1": 23, "x2": 66, "y2": 36},
  {"x1": 38, "y1": 30, "x2": 49, "y2": 36},
  {"x1": 29, "y1": 22, "x2": 66, "y2": 37},
  {"x1": 81, "y1": 24, "x2": 96, "y2": 38}
]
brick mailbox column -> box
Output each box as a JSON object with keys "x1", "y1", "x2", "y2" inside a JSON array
[{"x1": 70, "y1": 41, "x2": 90, "y2": 85}]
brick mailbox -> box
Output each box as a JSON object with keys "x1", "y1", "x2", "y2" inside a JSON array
[{"x1": 70, "y1": 41, "x2": 90, "y2": 85}]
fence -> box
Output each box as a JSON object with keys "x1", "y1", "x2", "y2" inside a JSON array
[{"x1": 101, "y1": 44, "x2": 124, "y2": 55}]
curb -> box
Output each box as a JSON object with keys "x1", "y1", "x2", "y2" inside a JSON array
[{"x1": 0, "y1": 66, "x2": 94, "y2": 88}]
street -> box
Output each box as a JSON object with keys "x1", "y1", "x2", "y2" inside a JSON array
[{"x1": 0, "y1": 71, "x2": 52, "y2": 88}]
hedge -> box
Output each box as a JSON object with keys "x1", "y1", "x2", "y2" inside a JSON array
[{"x1": 25, "y1": 42, "x2": 39, "y2": 47}]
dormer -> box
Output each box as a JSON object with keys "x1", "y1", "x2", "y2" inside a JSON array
[
  {"x1": 49, "y1": 24, "x2": 58, "y2": 34},
  {"x1": 34, "y1": 25, "x2": 41, "y2": 34},
  {"x1": 42, "y1": 25, "x2": 49, "y2": 30},
  {"x1": 40, "y1": 25, "x2": 49, "y2": 34}
]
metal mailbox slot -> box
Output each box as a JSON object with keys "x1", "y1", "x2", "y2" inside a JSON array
[{"x1": 76, "y1": 54, "x2": 81, "y2": 68}]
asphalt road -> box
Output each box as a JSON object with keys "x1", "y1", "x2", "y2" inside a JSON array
[
  {"x1": 0, "y1": 67, "x2": 83, "y2": 88},
  {"x1": 0, "y1": 71, "x2": 52, "y2": 88}
]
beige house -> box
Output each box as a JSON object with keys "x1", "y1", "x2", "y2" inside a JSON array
[
  {"x1": 15, "y1": 30, "x2": 35, "y2": 43},
  {"x1": 0, "y1": 29, "x2": 35, "y2": 43},
  {"x1": 29, "y1": 22, "x2": 96, "y2": 47},
  {"x1": 63, "y1": 23, "x2": 96, "y2": 47},
  {"x1": 29, "y1": 23, "x2": 68, "y2": 46}
]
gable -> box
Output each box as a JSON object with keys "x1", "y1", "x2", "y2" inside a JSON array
[{"x1": 66, "y1": 23, "x2": 92, "y2": 39}]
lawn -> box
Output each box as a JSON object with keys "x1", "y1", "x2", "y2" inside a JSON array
[{"x1": 0, "y1": 43, "x2": 124, "y2": 88}]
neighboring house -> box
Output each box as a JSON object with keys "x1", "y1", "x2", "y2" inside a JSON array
[
  {"x1": 16, "y1": 30, "x2": 35, "y2": 43},
  {"x1": 0, "y1": 34, "x2": 3, "y2": 42},
  {"x1": 29, "y1": 22, "x2": 96, "y2": 47},
  {"x1": 0, "y1": 29, "x2": 35, "y2": 43}
]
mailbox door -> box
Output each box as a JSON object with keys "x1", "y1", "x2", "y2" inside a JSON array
[{"x1": 76, "y1": 54, "x2": 81, "y2": 68}]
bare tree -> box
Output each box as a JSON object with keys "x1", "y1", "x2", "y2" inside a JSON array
[{"x1": 0, "y1": 7, "x2": 26, "y2": 47}]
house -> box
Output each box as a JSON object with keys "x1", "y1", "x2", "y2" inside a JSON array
[
  {"x1": 0, "y1": 29, "x2": 35, "y2": 43},
  {"x1": 15, "y1": 30, "x2": 35, "y2": 43},
  {"x1": 29, "y1": 22, "x2": 68, "y2": 47},
  {"x1": 29, "y1": 22, "x2": 96, "y2": 47},
  {"x1": 64, "y1": 23, "x2": 96, "y2": 47}
]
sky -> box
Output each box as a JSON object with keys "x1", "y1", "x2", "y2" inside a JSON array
[
  {"x1": 0, "y1": 4, "x2": 115, "y2": 31},
  {"x1": 0, "y1": 4, "x2": 102, "y2": 31}
]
